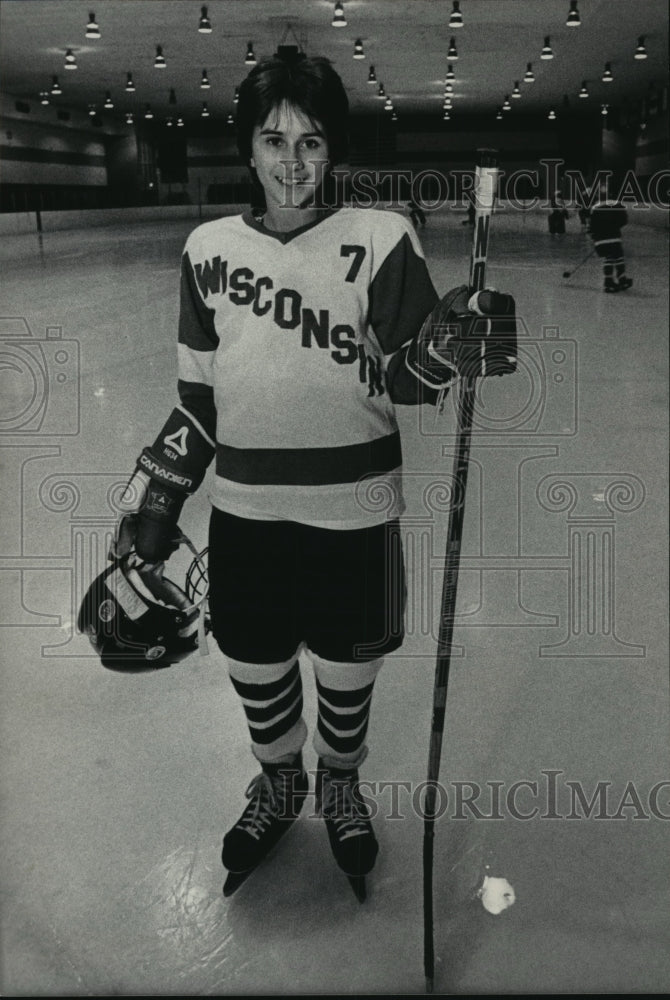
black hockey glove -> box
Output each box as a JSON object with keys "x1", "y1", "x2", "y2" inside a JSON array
[
  {"x1": 406, "y1": 284, "x2": 517, "y2": 391},
  {"x1": 135, "y1": 479, "x2": 185, "y2": 563},
  {"x1": 123, "y1": 405, "x2": 216, "y2": 564}
]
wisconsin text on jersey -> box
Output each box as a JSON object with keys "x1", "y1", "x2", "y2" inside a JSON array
[{"x1": 191, "y1": 248, "x2": 385, "y2": 396}]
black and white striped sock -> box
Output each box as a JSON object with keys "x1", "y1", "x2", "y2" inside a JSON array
[
  {"x1": 227, "y1": 655, "x2": 307, "y2": 763},
  {"x1": 309, "y1": 654, "x2": 384, "y2": 767}
]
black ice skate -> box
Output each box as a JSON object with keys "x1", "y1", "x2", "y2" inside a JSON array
[
  {"x1": 604, "y1": 278, "x2": 620, "y2": 293},
  {"x1": 316, "y1": 758, "x2": 379, "y2": 902},
  {"x1": 617, "y1": 276, "x2": 633, "y2": 291},
  {"x1": 222, "y1": 754, "x2": 308, "y2": 896}
]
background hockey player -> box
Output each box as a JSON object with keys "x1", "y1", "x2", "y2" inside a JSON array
[
  {"x1": 548, "y1": 188, "x2": 569, "y2": 235},
  {"x1": 120, "y1": 52, "x2": 517, "y2": 900},
  {"x1": 589, "y1": 180, "x2": 633, "y2": 292}
]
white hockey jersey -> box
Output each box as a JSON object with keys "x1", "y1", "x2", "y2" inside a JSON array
[{"x1": 177, "y1": 207, "x2": 438, "y2": 528}]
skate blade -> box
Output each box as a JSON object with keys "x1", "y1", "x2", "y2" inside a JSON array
[
  {"x1": 347, "y1": 875, "x2": 367, "y2": 902},
  {"x1": 223, "y1": 868, "x2": 255, "y2": 897}
]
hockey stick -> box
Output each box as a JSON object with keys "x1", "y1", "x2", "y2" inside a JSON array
[
  {"x1": 562, "y1": 246, "x2": 596, "y2": 279},
  {"x1": 423, "y1": 148, "x2": 499, "y2": 994}
]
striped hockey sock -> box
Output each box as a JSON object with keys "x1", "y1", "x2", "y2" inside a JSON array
[
  {"x1": 310, "y1": 655, "x2": 384, "y2": 766},
  {"x1": 226, "y1": 655, "x2": 307, "y2": 763}
]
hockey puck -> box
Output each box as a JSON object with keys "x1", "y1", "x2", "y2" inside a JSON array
[{"x1": 562, "y1": 270, "x2": 571, "y2": 278}]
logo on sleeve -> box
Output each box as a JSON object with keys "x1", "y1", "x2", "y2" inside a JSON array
[{"x1": 163, "y1": 426, "x2": 189, "y2": 457}]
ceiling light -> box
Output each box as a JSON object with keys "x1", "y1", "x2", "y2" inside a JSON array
[
  {"x1": 446, "y1": 64, "x2": 455, "y2": 80},
  {"x1": 50, "y1": 75, "x2": 62, "y2": 95},
  {"x1": 353, "y1": 39, "x2": 365, "y2": 59},
  {"x1": 198, "y1": 5, "x2": 212, "y2": 33},
  {"x1": 367, "y1": 65, "x2": 377, "y2": 83},
  {"x1": 445, "y1": 82, "x2": 453, "y2": 93},
  {"x1": 85, "y1": 12, "x2": 100, "y2": 39},
  {"x1": 548, "y1": 109, "x2": 556, "y2": 120},
  {"x1": 502, "y1": 95, "x2": 511, "y2": 110},
  {"x1": 579, "y1": 80, "x2": 589, "y2": 97},
  {"x1": 447, "y1": 37, "x2": 458, "y2": 60},
  {"x1": 391, "y1": 110, "x2": 398, "y2": 121},
  {"x1": 601, "y1": 103, "x2": 608, "y2": 116},
  {"x1": 40, "y1": 91, "x2": 50, "y2": 105},
  {"x1": 227, "y1": 113, "x2": 234, "y2": 125},
  {"x1": 602, "y1": 62, "x2": 613, "y2": 82},
  {"x1": 245, "y1": 42, "x2": 256, "y2": 65},
  {"x1": 88, "y1": 105, "x2": 96, "y2": 117},
  {"x1": 144, "y1": 104, "x2": 154, "y2": 119},
  {"x1": 634, "y1": 36, "x2": 648, "y2": 59},
  {"x1": 524, "y1": 62, "x2": 535, "y2": 82},
  {"x1": 449, "y1": 1, "x2": 463, "y2": 28},
  {"x1": 125, "y1": 72, "x2": 135, "y2": 92},
  {"x1": 176, "y1": 117, "x2": 184, "y2": 127},
  {"x1": 512, "y1": 81, "x2": 521, "y2": 98},
  {"x1": 332, "y1": 2, "x2": 347, "y2": 27},
  {"x1": 541, "y1": 36, "x2": 553, "y2": 59},
  {"x1": 201, "y1": 69, "x2": 210, "y2": 88},
  {"x1": 566, "y1": 1, "x2": 580, "y2": 27},
  {"x1": 166, "y1": 118, "x2": 174, "y2": 127},
  {"x1": 64, "y1": 49, "x2": 77, "y2": 70},
  {"x1": 496, "y1": 109, "x2": 503, "y2": 119},
  {"x1": 125, "y1": 112, "x2": 134, "y2": 124},
  {"x1": 154, "y1": 45, "x2": 166, "y2": 69},
  {"x1": 377, "y1": 82, "x2": 386, "y2": 98},
  {"x1": 201, "y1": 102, "x2": 210, "y2": 117},
  {"x1": 384, "y1": 98, "x2": 393, "y2": 111},
  {"x1": 443, "y1": 96, "x2": 452, "y2": 107},
  {"x1": 103, "y1": 91, "x2": 113, "y2": 109},
  {"x1": 234, "y1": 86, "x2": 240, "y2": 104},
  {"x1": 443, "y1": 110, "x2": 451, "y2": 120}
]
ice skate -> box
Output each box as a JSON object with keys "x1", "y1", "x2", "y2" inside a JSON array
[
  {"x1": 222, "y1": 753, "x2": 308, "y2": 896},
  {"x1": 316, "y1": 757, "x2": 379, "y2": 902},
  {"x1": 617, "y1": 276, "x2": 633, "y2": 291}
]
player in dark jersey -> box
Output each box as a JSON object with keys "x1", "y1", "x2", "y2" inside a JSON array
[
  {"x1": 548, "y1": 189, "x2": 569, "y2": 235},
  {"x1": 589, "y1": 182, "x2": 633, "y2": 292},
  {"x1": 120, "y1": 52, "x2": 517, "y2": 900}
]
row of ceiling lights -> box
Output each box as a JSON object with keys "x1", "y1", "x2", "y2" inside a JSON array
[
  {"x1": 332, "y1": 0, "x2": 651, "y2": 126},
  {"x1": 37, "y1": 3, "x2": 655, "y2": 127}
]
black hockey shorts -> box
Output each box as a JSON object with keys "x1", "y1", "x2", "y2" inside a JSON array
[
  {"x1": 207, "y1": 508, "x2": 406, "y2": 664},
  {"x1": 595, "y1": 239, "x2": 623, "y2": 261}
]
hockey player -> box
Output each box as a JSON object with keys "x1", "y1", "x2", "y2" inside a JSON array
[
  {"x1": 548, "y1": 189, "x2": 569, "y2": 235},
  {"x1": 407, "y1": 198, "x2": 427, "y2": 228},
  {"x1": 120, "y1": 53, "x2": 517, "y2": 900},
  {"x1": 589, "y1": 182, "x2": 633, "y2": 292},
  {"x1": 575, "y1": 186, "x2": 591, "y2": 232}
]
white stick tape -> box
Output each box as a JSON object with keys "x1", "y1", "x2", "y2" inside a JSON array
[{"x1": 474, "y1": 166, "x2": 497, "y2": 213}]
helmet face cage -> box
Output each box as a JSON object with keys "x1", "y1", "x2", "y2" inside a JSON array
[
  {"x1": 186, "y1": 546, "x2": 209, "y2": 612},
  {"x1": 78, "y1": 540, "x2": 208, "y2": 673}
]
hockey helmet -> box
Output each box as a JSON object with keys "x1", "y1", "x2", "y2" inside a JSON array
[{"x1": 77, "y1": 517, "x2": 209, "y2": 672}]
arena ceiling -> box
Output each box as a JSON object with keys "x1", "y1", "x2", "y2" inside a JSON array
[{"x1": 0, "y1": 0, "x2": 667, "y2": 127}]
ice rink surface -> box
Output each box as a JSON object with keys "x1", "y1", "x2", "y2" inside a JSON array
[{"x1": 1, "y1": 205, "x2": 668, "y2": 994}]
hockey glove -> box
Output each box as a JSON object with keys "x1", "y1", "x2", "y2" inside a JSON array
[
  {"x1": 406, "y1": 284, "x2": 517, "y2": 391},
  {"x1": 135, "y1": 478, "x2": 186, "y2": 563},
  {"x1": 125, "y1": 406, "x2": 215, "y2": 564}
]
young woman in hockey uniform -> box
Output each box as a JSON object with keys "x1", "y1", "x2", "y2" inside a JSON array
[{"x1": 122, "y1": 53, "x2": 516, "y2": 900}]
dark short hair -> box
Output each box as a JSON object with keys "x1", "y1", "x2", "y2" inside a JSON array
[{"x1": 236, "y1": 54, "x2": 349, "y2": 167}]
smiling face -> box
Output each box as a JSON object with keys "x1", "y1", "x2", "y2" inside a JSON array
[{"x1": 250, "y1": 100, "x2": 330, "y2": 229}]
